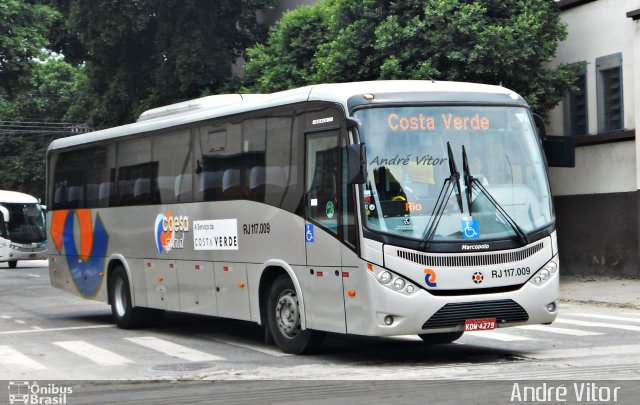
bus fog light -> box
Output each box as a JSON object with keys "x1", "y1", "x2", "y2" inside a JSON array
[
  {"x1": 379, "y1": 271, "x2": 392, "y2": 284},
  {"x1": 546, "y1": 302, "x2": 557, "y2": 312},
  {"x1": 393, "y1": 278, "x2": 406, "y2": 290},
  {"x1": 384, "y1": 315, "x2": 394, "y2": 325},
  {"x1": 534, "y1": 276, "x2": 542, "y2": 285},
  {"x1": 540, "y1": 269, "x2": 550, "y2": 281},
  {"x1": 406, "y1": 285, "x2": 415, "y2": 294}
]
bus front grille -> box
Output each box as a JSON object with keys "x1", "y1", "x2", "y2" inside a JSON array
[
  {"x1": 422, "y1": 299, "x2": 529, "y2": 329},
  {"x1": 397, "y1": 242, "x2": 543, "y2": 268}
]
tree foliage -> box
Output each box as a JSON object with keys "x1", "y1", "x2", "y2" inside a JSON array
[
  {"x1": 244, "y1": 0, "x2": 575, "y2": 115},
  {"x1": 0, "y1": 55, "x2": 90, "y2": 199},
  {"x1": 0, "y1": 0, "x2": 59, "y2": 96},
  {"x1": 48, "y1": 0, "x2": 276, "y2": 128}
]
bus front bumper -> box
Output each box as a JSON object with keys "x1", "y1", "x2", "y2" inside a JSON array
[{"x1": 352, "y1": 263, "x2": 559, "y2": 337}]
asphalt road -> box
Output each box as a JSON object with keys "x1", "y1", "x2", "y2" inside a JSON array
[{"x1": 1, "y1": 260, "x2": 639, "y2": 404}]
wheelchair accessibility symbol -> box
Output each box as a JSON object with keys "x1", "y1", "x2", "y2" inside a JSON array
[
  {"x1": 305, "y1": 224, "x2": 315, "y2": 243},
  {"x1": 461, "y1": 218, "x2": 480, "y2": 240}
]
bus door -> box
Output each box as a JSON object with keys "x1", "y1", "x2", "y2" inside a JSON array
[{"x1": 304, "y1": 129, "x2": 346, "y2": 333}]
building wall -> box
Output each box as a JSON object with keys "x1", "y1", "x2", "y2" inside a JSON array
[
  {"x1": 548, "y1": 0, "x2": 640, "y2": 277},
  {"x1": 548, "y1": 0, "x2": 637, "y2": 137}
]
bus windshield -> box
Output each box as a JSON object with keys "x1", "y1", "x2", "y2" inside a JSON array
[
  {"x1": 2, "y1": 203, "x2": 47, "y2": 244},
  {"x1": 355, "y1": 105, "x2": 553, "y2": 243}
]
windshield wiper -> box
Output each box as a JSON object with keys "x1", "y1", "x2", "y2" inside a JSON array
[
  {"x1": 462, "y1": 145, "x2": 474, "y2": 216},
  {"x1": 461, "y1": 145, "x2": 529, "y2": 246},
  {"x1": 420, "y1": 142, "x2": 463, "y2": 249},
  {"x1": 448, "y1": 143, "x2": 464, "y2": 214}
]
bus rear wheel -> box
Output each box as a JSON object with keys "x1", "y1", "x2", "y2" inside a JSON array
[
  {"x1": 109, "y1": 266, "x2": 163, "y2": 329},
  {"x1": 8, "y1": 260, "x2": 17, "y2": 269},
  {"x1": 418, "y1": 331, "x2": 464, "y2": 344},
  {"x1": 266, "y1": 274, "x2": 324, "y2": 354}
]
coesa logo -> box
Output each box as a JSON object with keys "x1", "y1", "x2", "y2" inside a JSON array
[
  {"x1": 424, "y1": 268, "x2": 437, "y2": 287},
  {"x1": 155, "y1": 211, "x2": 189, "y2": 253}
]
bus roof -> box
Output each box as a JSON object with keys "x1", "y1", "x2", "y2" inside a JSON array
[
  {"x1": 0, "y1": 190, "x2": 39, "y2": 204},
  {"x1": 48, "y1": 80, "x2": 526, "y2": 151}
]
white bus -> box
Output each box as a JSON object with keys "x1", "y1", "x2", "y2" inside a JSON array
[
  {"x1": 0, "y1": 190, "x2": 47, "y2": 268},
  {"x1": 47, "y1": 81, "x2": 559, "y2": 354}
]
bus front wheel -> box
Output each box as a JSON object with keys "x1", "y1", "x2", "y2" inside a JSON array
[
  {"x1": 8, "y1": 260, "x2": 17, "y2": 269},
  {"x1": 418, "y1": 331, "x2": 464, "y2": 344},
  {"x1": 109, "y1": 266, "x2": 163, "y2": 329},
  {"x1": 266, "y1": 274, "x2": 324, "y2": 354}
]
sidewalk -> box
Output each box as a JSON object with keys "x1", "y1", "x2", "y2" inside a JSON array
[{"x1": 560, "y1": 276, "x2": 640, "y2": 309}]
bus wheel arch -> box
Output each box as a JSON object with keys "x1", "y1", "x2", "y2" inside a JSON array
[
  {"x1": 258, "y1": 263, "x2": 307, "y2": 330},
  {"x1": 260, "y1": 265, "x2": 324, "y2": 354},
  {"x1": 106, "y1": 258, "x2": 163, "y2": 329}
]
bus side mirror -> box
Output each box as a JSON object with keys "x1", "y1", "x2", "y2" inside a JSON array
[
  {"x1": 543, "y1": 135, "x2": 575, "y2": 167},
  {"x1": 0, "y1": 206, "x2": 8, "y2": 222},
  {"x1": 348, "y1": 144, "x2": 367, "y2": 184},
  {"x1": 532, "y1": 114, "x2": 575, "y2": 168}
]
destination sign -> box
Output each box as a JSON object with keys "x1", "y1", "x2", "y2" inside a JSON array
[{"x1": 387, "y1": 112, "x2": 491, "y2": 132}]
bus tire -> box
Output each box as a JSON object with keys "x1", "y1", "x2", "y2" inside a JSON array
[
  {"x1": 109, "y1": 266, "x2": 153, "y2": 329},
  {"x1": 266, "y1": 274, "x2": 324, "y2": 354},
  {"x1": 8, "y1": 260, "x2": 17, "y2": 269},
  {"x1": 418, "y1": 331, "x2": 464, "y2": 344}
]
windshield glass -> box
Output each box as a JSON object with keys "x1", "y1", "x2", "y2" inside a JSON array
[
  {"x1": 2, "y1": 203, "x2": 47, "y2": 244},
  {"x1": 355, "y1": 105, "x2": 553, "y2": 242}
]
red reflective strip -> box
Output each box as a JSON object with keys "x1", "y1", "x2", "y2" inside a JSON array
[
  {"x1": 317, "y1": 271, "x2": 323, "y2": 277},
  {"x1": 342, "y1": 272, "x2": 350, "y2": 278}
]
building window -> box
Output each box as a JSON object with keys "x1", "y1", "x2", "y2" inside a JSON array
[
  {"x1": 596, "y1": 53, "x2": 623, "y2": 132},
  {"x1": 564, "y1": 62, "x2": 588, "y2": 136}
]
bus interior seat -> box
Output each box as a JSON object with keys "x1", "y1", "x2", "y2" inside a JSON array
[
  {"x1": 175, "y1": 173, "x2": 193, "y2": 201},
  {"x1": 198, "y1": 171, "x2": 221, "y2": 200},
  {"x1": 86, "y1": 184, "x2": 100, "y2": 207},
  {"x1": 98, "y1": 182, "x2": 111, "y2": 206},
  {"x1": 54, "y1": 185, "x2": 65, "y2": 207},
  {"x1": 66, "y1": 186, "x2": 84, "y2": 208},
  {"x1": 133, "y1": 178, "x2": 151, "y2": 202},
  {"x1": 222, "y1": 169, "x2": 241, "y2": 198}
]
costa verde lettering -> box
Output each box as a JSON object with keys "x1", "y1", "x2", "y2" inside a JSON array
[
  {"x1": 387, "y1": 112, "x2": 491, "y2": 132},
  {"x1": 388, "y1": 113, "x2": 435, "y2": 131}
]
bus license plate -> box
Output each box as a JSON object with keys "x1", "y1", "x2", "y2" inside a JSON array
[{"x1": 464, "y1": 318, "x2": 496, "y2": 331}]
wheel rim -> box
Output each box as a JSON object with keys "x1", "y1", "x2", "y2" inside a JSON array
[
  {"x1": 114, "y1": 278, "x2": 128, "y2": 318},
  {"x1": 275, "y1": 289, "x2": 300, "y2": 339}
]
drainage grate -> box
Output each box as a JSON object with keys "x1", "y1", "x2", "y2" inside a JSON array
[
  {"x1": 422, "y1": 299, "x2": 529, "y2": 329},
  {"x1": 397, "y1": 242, "x2": 543, "y2": 268},
  {"x1": 152, "y1": 362, "x2": 217, "y2": 371}
]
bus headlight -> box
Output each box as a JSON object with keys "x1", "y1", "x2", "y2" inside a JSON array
[
  {"x1": 369, "y1": 263, "x2": 417, "y2": 296},
  {"x1": 530, "y1": 257, "x2": 559, "y2": 286}
]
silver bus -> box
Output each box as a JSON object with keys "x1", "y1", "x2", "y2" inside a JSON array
[
  {"x1": 0, "y1": 190, "x2": 47, "y2": 268},
  {"x1": 47, "y1": 81, "x2": 559, "y2": 354}
]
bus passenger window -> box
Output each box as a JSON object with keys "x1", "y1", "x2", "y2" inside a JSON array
[{"x1": 306, "y1": 131, "x2": 339, "y2": 233}]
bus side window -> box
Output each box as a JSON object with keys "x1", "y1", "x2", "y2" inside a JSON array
[
  {"x1": 0, "y1": 211, "x2": 6, "y2": 238},
  {"x1": 306, "y1": 131, "x2": 339, "y2": 233}
]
